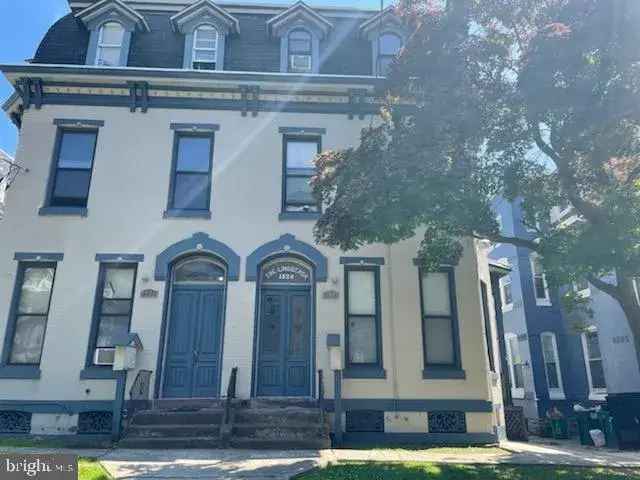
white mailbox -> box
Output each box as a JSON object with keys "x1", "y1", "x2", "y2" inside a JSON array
[
  {"x1": 112, "y1": 333, "x2": 143, "y2": 372},
  {"x1": 326, "y1": 334, "x2": 343, "y2": 371}
]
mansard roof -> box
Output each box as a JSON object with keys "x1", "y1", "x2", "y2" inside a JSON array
[
  {"x1": 359, "y1": 5, "x2": 405, "y2": 38},
  {"x1": 170, "y1": 0, "x2": 240, "y2": 34},
  {"x1": 75, "y1": 0, "x2": 151, "y2": 32},
  {"x1": 266, "y1": 1, "x2": 333, "y2": 38}
]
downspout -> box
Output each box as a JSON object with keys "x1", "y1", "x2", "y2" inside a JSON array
[{"x1": 386, "y1": 244, "x2": 401, "y2": 413}]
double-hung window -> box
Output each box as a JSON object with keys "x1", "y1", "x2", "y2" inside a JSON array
[
  {"x1": 420, "y1": 268, "x2": 462, "y2": 375},
  {"x1": 582, "y1": 327, "x2": 607, "y2": 399},
  {"x1": 89, "y1": 264, "x2": 137, "y2": 365},
  {"x1": 48, "y1": 130, "x2": 98, "y2": 209},
  {"x1": 282, "y1": 136, "x2": 320, "y2": 214},
  {"x1": 376, "y1": 32, "x2": 402, "y2": 76},
  {"x1": 5, "y1": 263, "x2": 56, "y2": 365},
  {"x1": 96, "y1": 22, "x2": 125, "y2": 66},
  {"x1": 541, "y1": 332, "x2": 564, "y2": 399},
  {"x1": 192, "y1": 25, "x2": 218, "y2": 70},
  {"x1": 500, "y1": 275, "x2": 514, "y2": 312},
  {"x1": 505, "y1": 333, "x2": 525, "y2": 398},
  {"x1": 530, "y1": 254, "x2": 550, "y2": 305},
  {"x1": 288, "y1": 29, "x2": 312, "y2": 73},
  {"x1": 345, "y1": 266, "x2": 383, "y2": 375},
  {"x1": 167, "y1": 132, "x2": 213, "y2": 216}
]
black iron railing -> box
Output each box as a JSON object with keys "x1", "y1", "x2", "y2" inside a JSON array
[{"x1": 224, "y1": 367, "x2": 238, "y2": 424}]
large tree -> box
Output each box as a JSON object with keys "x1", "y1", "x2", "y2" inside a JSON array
[{"x1": 312, "y1": 0, "x2": 640, "y2": 361}]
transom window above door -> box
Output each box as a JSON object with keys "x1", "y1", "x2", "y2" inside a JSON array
[
  {"x1": 174, "y1": 258, "x2": 226, "y2": 284},
  {"x1": 192, "y1": 25, "x2": 218, "y2": 70},
  {"x1": 261, "y1": 259, "x2": 312, "y2": 285}
]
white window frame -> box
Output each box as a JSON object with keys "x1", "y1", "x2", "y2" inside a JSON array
[
  {"x1": 581, "y1": 326, "x2": 607, "y2": 401},
  {"x1": 505, "y1": 333, "x2": 525, "y2": 399},
  {"x1": 530, "y1": 254, "x2": 551, "y2": 306},
  {"x1": 96, "y1": 21, "x2": 125, "y2": 67},
  {"x1": 540, "y1": 332, "x2": 565, "y2": 400},
  {"x1": 499, "y1": 275, "x2": 514, "y2": 312},
  {"x1": 192, "y1": 25, "x2": 218, "y2": 70}
]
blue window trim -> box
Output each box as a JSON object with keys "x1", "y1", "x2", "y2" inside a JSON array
[
  {"x1": 344, "y1": 264, "x2": 385, "y2": 377},
  {"x1": 418, "y1": 266, "x2": 465, "y2": 379},
  {"x1": 94, "y1": 254, "x2": 144, "y2": 263},
  {"x1": 1, "y1": 261, "x2": 59, "y2": 378},
  {"x1": 245, "y1": 234, "x2": 328, "y2": 282},
  {"x1": 39, "y1": 206, "x2": 88, "y2": 217},
  {"x1": 14, "y1": 253, "x2": 64, "y2": 262},
  {"x1": 154, "y1": 232, "x2": 240, "y2": 282},
  {"x1": 164, "y1": 130, "x2": 214, "y2": 218},
  {"x1": 281, "y1": 134, "x2": 321, "y2": 218},
  {"x1": 278, "y1": 127, "x2": 326, "y2": 135},
  {"x1": 43, "y1": 126, "x2": 100, "y2": 215},
  {"x1": 340, "y1": 257, "x2": 385, "y2": 266},
  {"x1": 82, "y1": 262, "x2": 138, "y2": 378},
  {"x1": 53, "y1": 119, "x2": 104, "y2": 128},
  {"x1": 170, "y1": 123, "x2": 220, "y2": 132}
]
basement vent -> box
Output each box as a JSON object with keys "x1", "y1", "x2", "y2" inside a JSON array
[
  {"x1": 78, "y1": 411, "x2": 113, "y2": 434},
  {"x1": 0, "y1": 411, "x2": 31, "y2": 433},
  {"x1": 428, "y1": 411, "x2": 467, "y2": 434},
  {"x1": 346, "y1": 410, "x2": 385, "y2": 433}
]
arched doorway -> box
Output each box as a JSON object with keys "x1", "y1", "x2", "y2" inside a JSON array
[
  {"x1": 255, "y1": 257, "x2": 313, "y2": 397},
  {"x1": 162, "y1": 256, "x2": 226, "y2": 398}
]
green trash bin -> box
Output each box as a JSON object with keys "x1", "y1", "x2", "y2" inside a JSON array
[
  {"x1": 600, "y1": 412, "x2": 618, "y2": 449},
  {"x1": 551, "y1": 418, "x2": 569, "y2": 439},
  {"x1": 576, "y1": 411, "x2": 600, "y2": 446}
]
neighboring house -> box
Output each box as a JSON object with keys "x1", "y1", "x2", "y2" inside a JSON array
[
  {"x1": 490, "y1": 199, "x2": 640, "y2": 426},
  {"x1": 549, "y1": 206, "x2": 640, "y2": 399},
  {"x1": 490, "y1": 198, "x2": 591, "y2": 422},
  {"x1": 0, "y1": 149, "x2": 12, "y2": 220},
  {"x1": 0, "y1": 0, "x2": 504, "y2": 445}
]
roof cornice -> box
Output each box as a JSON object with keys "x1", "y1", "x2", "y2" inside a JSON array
[{"x1": 75, "y1": 0, "x2": 151, "y2": 31}]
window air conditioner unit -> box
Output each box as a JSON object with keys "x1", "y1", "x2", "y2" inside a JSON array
[
  {"x1": 94, "y1": 348, "x2": 116, "y2": 366},
  {"x1": 290, "y1": 55, "x2": 312, "y2": 73}
]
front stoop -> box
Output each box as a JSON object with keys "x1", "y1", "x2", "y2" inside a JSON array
[{"x1": 118, "y1": 399, "x2": 330, "y2": 449}]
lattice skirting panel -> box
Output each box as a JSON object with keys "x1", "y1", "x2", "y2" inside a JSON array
[
  {"x1": 505, "y1": 406, "x2": 529, "y2": 441},
  {"x1": 77, "y1": 411, "x2": 113, "y2": 434},
  {"x1": 428, "y1": 411, "x2": 467, "y2": 434},
  {"x1": 0, "y1": 411, "x2": 32, "y2": 433}
]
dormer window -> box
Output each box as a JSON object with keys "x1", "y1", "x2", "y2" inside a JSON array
[
  {"x1": 359, "y1": 7, "x2": 407, "y2": 76},
  {"x1": 76, "y1": 0, "x2": 150, "y2": 68},
  {"x1": 376, "y1": 32, "x2": 402, "y2": 76},
  {"x1": 192, "y1": 25, "x2": 218, "y2": 70},
  {"x1": 96, "y1": 22, "x2": 125, "y2": 66},
  {"x1": 267, "y1": 1, "x2": 333, "y2": 74},
  {"x1": 288, "y1": 29, "x2": 312, "y2": 73}
]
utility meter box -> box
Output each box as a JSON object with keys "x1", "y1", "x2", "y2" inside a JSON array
[{"x1": 112, "y1": 333, "x2": 143, "y2": 372}]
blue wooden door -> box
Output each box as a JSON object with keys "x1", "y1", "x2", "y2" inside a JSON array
[
  {"x1": 163, "y1": 285, "x2": 222, "y2": 398},
  {"x1": 257, "y1": 288, "x2": 311, "y2": 396}
]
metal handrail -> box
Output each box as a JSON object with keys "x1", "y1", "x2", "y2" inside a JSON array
[{"x1": 224, "y1": 367, "x2": 238, "y2": 424}]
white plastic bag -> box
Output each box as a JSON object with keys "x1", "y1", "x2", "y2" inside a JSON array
[{"x1": 589, "y1": 429, "x2": 606, "y2": 447}]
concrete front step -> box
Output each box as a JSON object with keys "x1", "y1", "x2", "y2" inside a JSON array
[
  {"x1": 249, "y1": 398, "x2": 320, "y2": 409},
  {"x1": 131, "y1": 409, "x2": 224, "y2": 426},
  {"x1": 127, "y1": 424, "x2": 221, "y2": 438},
  {"x1": 230, "y1": 437, "x2": 331, "y2": 449},
  {"x1": 232, "y1": 423, "x2": 328, "y2": 439},
  {"x1": 118, "y1": 436, "x2": 222, "y2": 449},
  {"x1": 234, "y1": 408, "x2": 323, "y2": 425}
]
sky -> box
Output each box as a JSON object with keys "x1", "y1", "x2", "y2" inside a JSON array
[{"x1": 0, "y1": 0, "x2": 385, "y2": 159}]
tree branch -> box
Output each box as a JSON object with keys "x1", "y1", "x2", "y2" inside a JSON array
[
  {"x1": 472, "y1": 232, "x2": 540, "y2": 251},
  {"x1": 587, "y1": 273, "x2": 623, "y2": 303}
]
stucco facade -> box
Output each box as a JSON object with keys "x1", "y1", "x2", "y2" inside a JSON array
[{"x1": 0, "y1": 0, "x2": 504, "y2": 444}]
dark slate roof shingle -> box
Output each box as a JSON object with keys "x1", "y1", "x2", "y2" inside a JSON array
[{"x1": 33, "y1": 10, "x2": 374, "y2": 76}]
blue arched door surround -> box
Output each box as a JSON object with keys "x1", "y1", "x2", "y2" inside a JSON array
[
  {"x1": 153, "y1": 233, "x2": 240, "y2": 398},
  {"x1": 245, "y1": 234, "x2": 327, "y2": 282}
]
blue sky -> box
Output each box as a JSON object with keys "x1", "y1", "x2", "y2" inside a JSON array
[{"x1": 0, "y1": 0, "x2": 384, "y2": 157}]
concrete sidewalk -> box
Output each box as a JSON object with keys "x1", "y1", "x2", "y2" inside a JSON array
[{"x1": 2, "y1": 437, "x2": 639, "y2": 479}]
